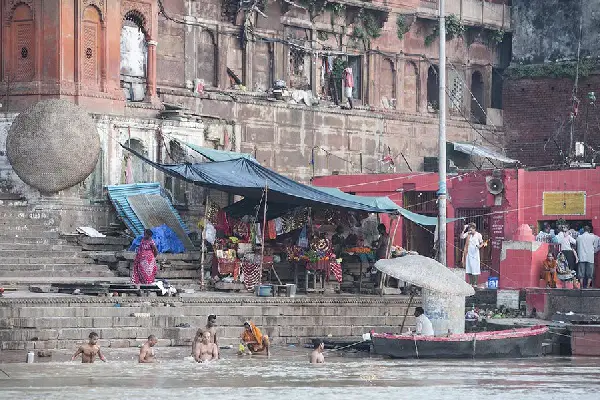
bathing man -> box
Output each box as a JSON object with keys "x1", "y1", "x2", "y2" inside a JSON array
[
  {"x1": 194, "y1": 331, "x2": 219, "y2": 363},
  {"x1": 310, "y1": 341, "x2": 325, "y2": 364},
  {"x1": 139, "y1": 335, "x2": 158, "y2": 363},
  {"x1": 71, "y1": 331, "x2": 107, "y2": 363}
]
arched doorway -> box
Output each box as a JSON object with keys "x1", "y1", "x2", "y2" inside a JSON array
[
  {"x1": 380, "y1": 58, "x2": 395, "y2": 108},
  {"x1": 122, "y1": 139, "x2": 148, "y2": 183},
  {"x1": 403, "y1": 61, "x2": 418, "y2": 113},
  {"x1": 120, "y1": 12, "x2": 148, "y2": 102},
  {"x1": 471, "y1": 71, "x2": 485, "y2": 124},
  {"x1": 427, "y1": 65, "x2": 439, "y2": 111}
]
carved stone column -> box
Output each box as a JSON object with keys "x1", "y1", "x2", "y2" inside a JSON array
[{"x1": 147, "y1": 39, "x2": 157, "y2": 100}]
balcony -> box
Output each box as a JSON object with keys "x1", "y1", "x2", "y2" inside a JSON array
[{"x1": 417, "y1": 0, "x2": 512, "y2": 31}]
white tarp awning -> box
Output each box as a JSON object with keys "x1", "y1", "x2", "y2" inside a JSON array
[{"x1": 451, "y1": 142, "x2": 518, "y2": 164}]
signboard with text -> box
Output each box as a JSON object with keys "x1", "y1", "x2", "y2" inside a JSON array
[{"x1": 542, "y1": 191, "x2": 586, "y2": 215}]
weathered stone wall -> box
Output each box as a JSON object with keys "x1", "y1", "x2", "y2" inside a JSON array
[
  {"x1": 159, "y1": 89, "x2": 503, "y2": 182},
  {"x1": 0, "y1": 295, "x2": 418, "y2": 350},
  {"x1": 511, "y1": 0, "x2": 600, "y2": 64},
  {"x1": 0, "y1": 110, "x2": 239, "y2": 232}
]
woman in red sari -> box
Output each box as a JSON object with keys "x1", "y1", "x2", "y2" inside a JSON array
[{"x1": 132, "y1": 229, "x2": 159, "y2": 284}]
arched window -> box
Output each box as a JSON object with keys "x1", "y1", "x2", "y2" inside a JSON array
[
  {"x1": 11, "y1": 4, "x2": 35, "y2": 82},
  {"x1": 380, "y1": 58, "x2": 395, "y2": 108},
  {"x1": 82, "y1": 6, "x2": 103, "y2": 87},
  {"x1": 427, "y1": 65, "x2": 439, "y2": 110},
  {"x1": 471, "y1": 71, "x2": 485, "y2": 124},
  {"x1": 120, "y1": 12, "x2": 148, "y2": 102}
]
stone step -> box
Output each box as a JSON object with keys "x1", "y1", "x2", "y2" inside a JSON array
[
  {"x1": 0, "y1": 237, "x2": 68, "y2": 245},
  {"x1": 0, "y1": 270, "x2": 115, "y2": 278},
  {"x1": 0, "y1": 209, "x2": 61, "y2": 218},
  {"x1": 0, "y1": 243, "x2": 81, "y2": 251},
  {"x1": 0, "y1": 302, "x2": 410, "y2": 319},
  {"x1": 155, "y1": 270, "x2": 200, "y2": 279},
  {"x1": 0, "y1": 257, "x2": 93, "y2": 265},
  {"x1": 0, "y1": 250, "x2": 87, "y2": 258},
  {"x1": 0, "y1": 231, "x2": 61, "y2": 239},
  {"x1": 0, "y1": 335, "x2": 307, "y2": 350},
  {"x1": 0, "y1": 323, "x2": 394, "y2": 347},
  {"x1": 0, "y1": 276, "x2": 127, "y2": 289},
  {"x1": 0, "y1": 314, "x2": 411, "y2": 331},
  {"x1": 0, "y1": 269, "x2": 115, "y2": 278},
  {"x1": 0, "y1": 262, "x2": 104, "y2": 271}
]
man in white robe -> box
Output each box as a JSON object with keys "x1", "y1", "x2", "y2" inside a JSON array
[{"x1": 461, "y1": 223, "x2": 486, "y2": 287}]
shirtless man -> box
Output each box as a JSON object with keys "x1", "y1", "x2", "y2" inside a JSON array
[
  {"x1": 206, "y1": 314, "x2": 218, "y2": 348},
  {"x1": 71, "y1": 332, "x2": 106, "y2": 363},
  {"x1": 194, "y1": 331, "x2": 218, "y2": 363},
  {"x1": 139, "y1": 335, "x2": 158, "y2": 363},
  {"x1": 310, "y1": 341, "x2": 325, "y2": 364}
]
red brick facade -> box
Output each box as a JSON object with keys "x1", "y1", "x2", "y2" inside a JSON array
[
  {"x1": 503, "y1": 75, "x2": 600, "y2": 167},
  {"x1": 0, "y1": 0, "x2": 159, "y2": 112}
]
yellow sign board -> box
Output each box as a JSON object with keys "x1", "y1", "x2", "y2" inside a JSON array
[{"x1": 542, "y1": 191, "x2": 586, "y2": 216}]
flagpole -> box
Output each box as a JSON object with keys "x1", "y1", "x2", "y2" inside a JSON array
[{"x1": 437, "y1": 0, "x2": 447, "y2": 267}]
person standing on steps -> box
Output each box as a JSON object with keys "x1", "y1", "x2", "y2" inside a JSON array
[
  {"x1": 132, "y1": 229, "x2": 158, "y2": 284},
  {"x1": 576, "y1": 225, "x2": 599, "y2": 288},
  {"x1": 461, "y1": 223, "x2": 487, "y2": 287}
]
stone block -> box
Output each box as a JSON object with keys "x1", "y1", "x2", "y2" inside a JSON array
[{"x1": 109, "y1": 339, "x2": 131, "y2": 348}]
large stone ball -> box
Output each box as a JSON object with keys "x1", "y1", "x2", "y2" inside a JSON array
[{"x1": 6, "y1": 99, "x2": 101, "y2": 193}]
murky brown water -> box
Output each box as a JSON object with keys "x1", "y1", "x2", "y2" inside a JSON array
[{"x1": 0, "y1": 347, "x2": 598, "y2": 399}]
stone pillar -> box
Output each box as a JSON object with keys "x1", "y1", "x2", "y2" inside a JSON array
[
  {"x1": 147, "y1": 40, "x2": 158, "y2": 99},
  {"x1": 423, "y1": 272, "x2": 467, "y2": 336}
]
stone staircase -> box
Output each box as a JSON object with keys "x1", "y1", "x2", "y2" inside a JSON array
[
  {"x1": 0, "y1": 200, "x2": 116, "y2": 289},
  {"x1": 0, "y1": 295, "x2": 416, "y2": 351}
]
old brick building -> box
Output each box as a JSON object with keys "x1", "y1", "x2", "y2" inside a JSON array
[
  {"x1": 0, "y1": 0, "x2": 510, "y2": 229},
  {"x1": 504, "y1": 0, "x2": 600, "y2": 167}
]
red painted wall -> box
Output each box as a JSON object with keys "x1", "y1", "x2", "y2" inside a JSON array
[{"x1": 313, "y1": 167, "x2": 600, "y2": 287}]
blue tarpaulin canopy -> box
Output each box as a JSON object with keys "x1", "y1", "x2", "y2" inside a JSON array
[
  {"x1": 184, "y1": 142, "x2": 256, "y2": 162},
  {"x1": 122, "y1": 145, "x2": 458, "y2": 225}
]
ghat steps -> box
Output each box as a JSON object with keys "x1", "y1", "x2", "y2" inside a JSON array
[
  {"x1": 0, "y1": 295, "x2": 417, "y2": 350},
  {"x1": 0, "y1": 201, "x2": 117, "y2": 287}
]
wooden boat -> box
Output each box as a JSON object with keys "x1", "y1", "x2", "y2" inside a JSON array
[{"x1": 370, "y1": 325, "x2": 549, "y2": 359}]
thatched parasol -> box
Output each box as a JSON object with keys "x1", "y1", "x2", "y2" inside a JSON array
[{"x1": 374, "y1": 255, "x2": 475, "y2": 296}]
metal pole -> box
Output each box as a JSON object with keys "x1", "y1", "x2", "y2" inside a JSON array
[{"x1": 437, "y1": 0, "x2": 447, "y2": 267}]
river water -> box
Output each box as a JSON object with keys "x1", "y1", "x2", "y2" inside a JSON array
[{"x1": 0, "y1": 347, "x2": 598, "y2": 400}]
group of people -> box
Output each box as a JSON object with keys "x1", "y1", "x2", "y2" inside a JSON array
[
  {"x1": 540, "y1": 224, "x2": 599, "y2": 288},
  {"x1": 71, "y1": 316, "x2": 309, "y2": 364}
]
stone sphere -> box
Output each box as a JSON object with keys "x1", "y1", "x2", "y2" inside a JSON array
[{"x1": 6, "y1": 99, "x2": 101, "y2": 193}]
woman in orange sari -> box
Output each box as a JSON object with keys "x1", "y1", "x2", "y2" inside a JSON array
[
  {"x1": 240, "y1": 321, "x2": 270, "y2": 357},
  {"x1": 542, "y1": 252, "x2": 558, "y2": 288}
]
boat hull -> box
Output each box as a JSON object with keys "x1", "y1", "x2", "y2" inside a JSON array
[{"x1": 371, "y1": 326, "x2": 548, "y2": 359}]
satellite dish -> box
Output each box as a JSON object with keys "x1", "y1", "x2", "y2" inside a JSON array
[{"x1": 487, "y1": 178, "x2": 504, "y2": 195}]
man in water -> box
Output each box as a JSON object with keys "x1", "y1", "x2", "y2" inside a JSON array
[
  {"x1": 194, "y1": 331, "x2": 218, "y2": 363},
  {"x1": 240, "y1": 321, "x2": 271, "y2": 357},
  {"x1": 139, "y1": 335, "x2": 158, "y2": 363},
  {"x1": 413, "y1": 307, "x2": 434, "y2": 337},
  {"x1": 310, "y1": 341, "x2": 325, "y2": 364},
  {"x1": 206, "y1": 314, "x2": 218, "y2": 348},
  {"x1": 71, "y1": 331, "x2": 107, "y2": 363}
]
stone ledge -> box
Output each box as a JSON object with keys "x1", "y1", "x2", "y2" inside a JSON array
[{"x1": 0, "y1": 295, "x2": 415, "y2": 306}]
